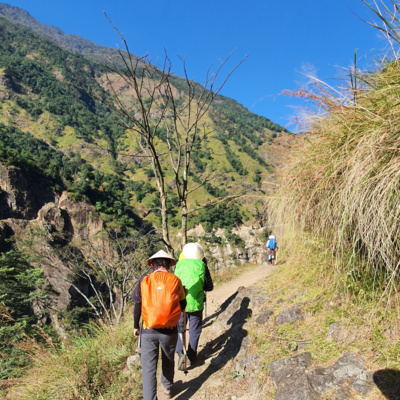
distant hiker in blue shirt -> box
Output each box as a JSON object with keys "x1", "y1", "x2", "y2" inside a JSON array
[
  {"x1": 174, "y1": 242, "x2": 214, "y2": 370},
  {"x1": 266, "y1": 234, "x2": 277, "y2": 265}
]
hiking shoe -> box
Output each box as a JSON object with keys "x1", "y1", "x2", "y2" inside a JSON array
[
  {"x1": 177, "y1": 352, "x2": 191, "y2": 371},
  {"x1": 163, "y1": 387, "x2": 172, "y2": 399}
]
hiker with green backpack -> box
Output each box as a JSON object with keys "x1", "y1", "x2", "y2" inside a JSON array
[
  {"x1": 131, "y1": 250, "x2": 186, "y2": 400},
  {"x1": 174, "y1": 242, "x2": 214, "y2": 370}
]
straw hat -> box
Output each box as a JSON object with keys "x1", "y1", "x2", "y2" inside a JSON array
[
  {"x1": 147, "y1": 250, "x2": 176, "y2": 266},
  {"x1": 182, "y1": 242, "x2": 204, "y2": 260}
]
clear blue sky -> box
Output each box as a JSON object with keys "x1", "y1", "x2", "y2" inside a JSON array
[{"x1": 1, "y1": 0, "x2": 392, "y2": 131}]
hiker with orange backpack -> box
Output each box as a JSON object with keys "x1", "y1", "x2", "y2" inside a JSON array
[
  {"x1": 174, "y1": 242, "x2": 214, "y2": 370},
  {"x1": 131, "y1": 250, "x2": 186, "y2": 400}
]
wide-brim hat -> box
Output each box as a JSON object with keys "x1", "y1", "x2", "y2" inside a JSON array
[
  {"x1": 269, "y1": 235, "x2": 275, "y2": 239},
  {"x1": 147, "y1": 250, "x2": 176, "y2": 266},
  {"x1": 182, "y1": 242, "x2": 204, "y2": 260}
]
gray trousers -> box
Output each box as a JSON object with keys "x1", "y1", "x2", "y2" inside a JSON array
[
  {"x1": 175, "y1": 310, "x2": 203, "y2": 361},
  {"x1": 140, "y1": 332, "x2": 177, "y2": 400}
]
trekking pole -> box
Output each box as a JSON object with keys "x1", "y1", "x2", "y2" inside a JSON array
[
  {"x1": 183, "y1": 311, "x2": 188, "y2": 375},
  {"x1": 178, "y1": 326, "x2": 188, "y2": 372},
  {"x1": 204, "y1": 291, "x2": 207, "y2": 319},
  {"x1": 138, "y1": 320, "x2": 143, "y2": 356}
]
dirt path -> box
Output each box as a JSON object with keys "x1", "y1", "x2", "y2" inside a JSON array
[{"x1": 157, "y1": 263, "x2": 279, "y2": 399}]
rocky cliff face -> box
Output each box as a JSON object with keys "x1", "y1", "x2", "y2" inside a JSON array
[
  {"x1": 0, "y1": 163, "x2": 104, "y2": 323},
  {"x1": 0, "y1": 164, "x2": 55, "y2": 220},
  {"x1": 35, "y1": 192, "x2": 104, "y2": 314},
  {"x1": 187, "y1": 225, "x2": 269, "y2": 271},
  {"x1": 37, "y1": 191, "x2": 103, "y2": 240}
]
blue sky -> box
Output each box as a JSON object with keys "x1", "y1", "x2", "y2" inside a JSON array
[{"x1": 1, "y1": 0, "x2": 392, "y2": 131}]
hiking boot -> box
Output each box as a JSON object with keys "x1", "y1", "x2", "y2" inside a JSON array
[
  {"x1": 163, "y1": 387, "x2": 172, "y2": 399},
  {"x1": 177, "y1": 351, "x2": 191, "y2": 371}
]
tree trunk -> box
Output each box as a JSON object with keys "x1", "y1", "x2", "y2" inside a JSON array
[
  {"x1": 181, "y1": 199, "x2": 188, "y2": 247},
  {"x1": 160, "y1": 192, "x2": 173, "y2": 253}
]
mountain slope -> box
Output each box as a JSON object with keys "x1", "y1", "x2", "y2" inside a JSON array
[
  {"x1": 0, "y1": 2, "x2": 287, "y2": 133},
  {"x1": 0, "y1": 4, "x2": 292, "y2": 234}
]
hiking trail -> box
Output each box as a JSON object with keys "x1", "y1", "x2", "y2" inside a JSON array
[{"x1": 157, "y1": 263, "x2": 279, "y2": 400}]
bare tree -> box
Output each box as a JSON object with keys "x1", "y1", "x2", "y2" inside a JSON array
[
  {"x1": 102, "y1": 16, "x2": 246, "y2": 250},
  {"x1": 65, "y1": 228, "x2": 153, "y2": 324},
  {"x1": 24, "y1": 226, "x2": 154, "y2": 326}
]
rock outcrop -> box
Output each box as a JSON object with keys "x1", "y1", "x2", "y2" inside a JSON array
[
  {"x1": 187, "y1": 225, "x2": 269, "y2": 271},
  {"x1": 275, "y1": 305, "x2": 304, "y2": 325},
  {"x1": 0, "y1": 164, "x2": 55, "y2": 219},
  {"x1": 0, "y1": 164, "x2": 104, "y2": 316},
  {"x1": 35, "y1": 192, "x2": 104, "y2": 312},
  {"x1": 211, "y1": 285, "x2": 374, "y2": 399},
  {"x1": 268, "y1": 352, "x2": 372, "y2": 399}
]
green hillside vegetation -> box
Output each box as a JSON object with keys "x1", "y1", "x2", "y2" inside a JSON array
[
  {"x1": 0, "y1": 124, "x2": 144, "y2": 228},
  {"x1": 0, "y1": 3, "x2": 135, "y2": 68},
  {"x1": 0, "y1": 248, "x2": 48, "y2": 379},
  {"x1": 0, "y1": 14, "x2": 287, "y2": 234}
]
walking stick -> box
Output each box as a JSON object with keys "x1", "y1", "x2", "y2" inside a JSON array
[
  {"x1": 137, "y1": 320, "x2": 143, "y2": 357},
  {"x1": 177, "y1": 328, "x2": 187, "y2": 369},
  {"x1": 183, "y1": 311, "x2": 188, "y2": 375},
  {"x1": 204, "y1": 291, "x2": 207, "y2": 319}
]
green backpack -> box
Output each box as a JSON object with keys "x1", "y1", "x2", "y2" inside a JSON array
[{"x1": 174, "y1": 259, "x2": 205, "y2": 312}]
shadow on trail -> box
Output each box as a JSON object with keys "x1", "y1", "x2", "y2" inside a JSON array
[
  {"x1": 173, "y1": 297, "x2": 251, "y2": 400},
  {"x1": 202, "y1": 291, "x2": 238, "y2": 329},
  {"x1": 373, "y1": 369, "x2": 400, "y2": 399}
]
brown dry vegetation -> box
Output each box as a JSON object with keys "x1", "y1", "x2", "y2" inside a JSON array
[{"x1": 274, "y1": 54, "x2": 400, "y2": 301}]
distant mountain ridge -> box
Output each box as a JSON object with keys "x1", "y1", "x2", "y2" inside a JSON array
[{"x1": 0, "y1": 2, "x2": 124, "y2": 65}]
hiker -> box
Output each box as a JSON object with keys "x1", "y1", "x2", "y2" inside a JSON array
[
  {"x1": 266, "y1": 234, "x2": 277, "y2": 265},
  {"x1": 131, "y1": 250, "x2": 186, "y2": 400},
  {"x1": 174, "y1": 242, "x2": 214, "y2": 370}
]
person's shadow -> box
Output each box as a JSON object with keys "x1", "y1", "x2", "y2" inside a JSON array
[
  {"x1": 373, "y1": 369, "x2": 400, "y2": 399},
  {"x1": 173, "y1": 296, "x2": 251, "y2": 399},
  {"x1": 202, "y1": 291, "x2": 239, "y2": 329}
]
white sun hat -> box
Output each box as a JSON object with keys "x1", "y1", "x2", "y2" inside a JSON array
[
  {"x1": 182, "y1": 242, "x2": 204, "y2": 260},
  {"x1": 147, "y1": 250, "x2": 176, "y2": 266}
]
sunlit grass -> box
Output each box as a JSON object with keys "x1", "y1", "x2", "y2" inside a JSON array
[
  {"x1": 5, "y1": 316, "x2": 141, "y2": 400},
  {"x1": 248, "y1": 229, "x2": 400, "y2": 399}
]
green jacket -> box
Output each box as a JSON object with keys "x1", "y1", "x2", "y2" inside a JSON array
[{"x1": 174, "y1": 259, "x2": 205, "y2": 312}]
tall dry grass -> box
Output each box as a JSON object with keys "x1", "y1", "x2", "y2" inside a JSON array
[
  {"x1": 274, "y1": 2, "x2": 400, "y2": 298},
  {"x1": 4, "y1": 316, "x2": 141, "y2": 400}
]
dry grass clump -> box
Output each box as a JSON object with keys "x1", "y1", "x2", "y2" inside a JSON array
[
  {"x1": 275, "y1": 39, "x2": 400, "y2": 298},
  {"x1": 5, "y1": 316, "x2": 141, "y2": 400}
]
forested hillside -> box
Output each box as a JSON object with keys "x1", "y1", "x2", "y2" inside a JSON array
[{"x1": 0, "y1": 7, "x2": 290, "y2": 232}]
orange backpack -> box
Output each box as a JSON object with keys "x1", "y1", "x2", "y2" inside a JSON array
[{"x1": 141, "y1": 271, "x2": 182, "y2": 329}]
